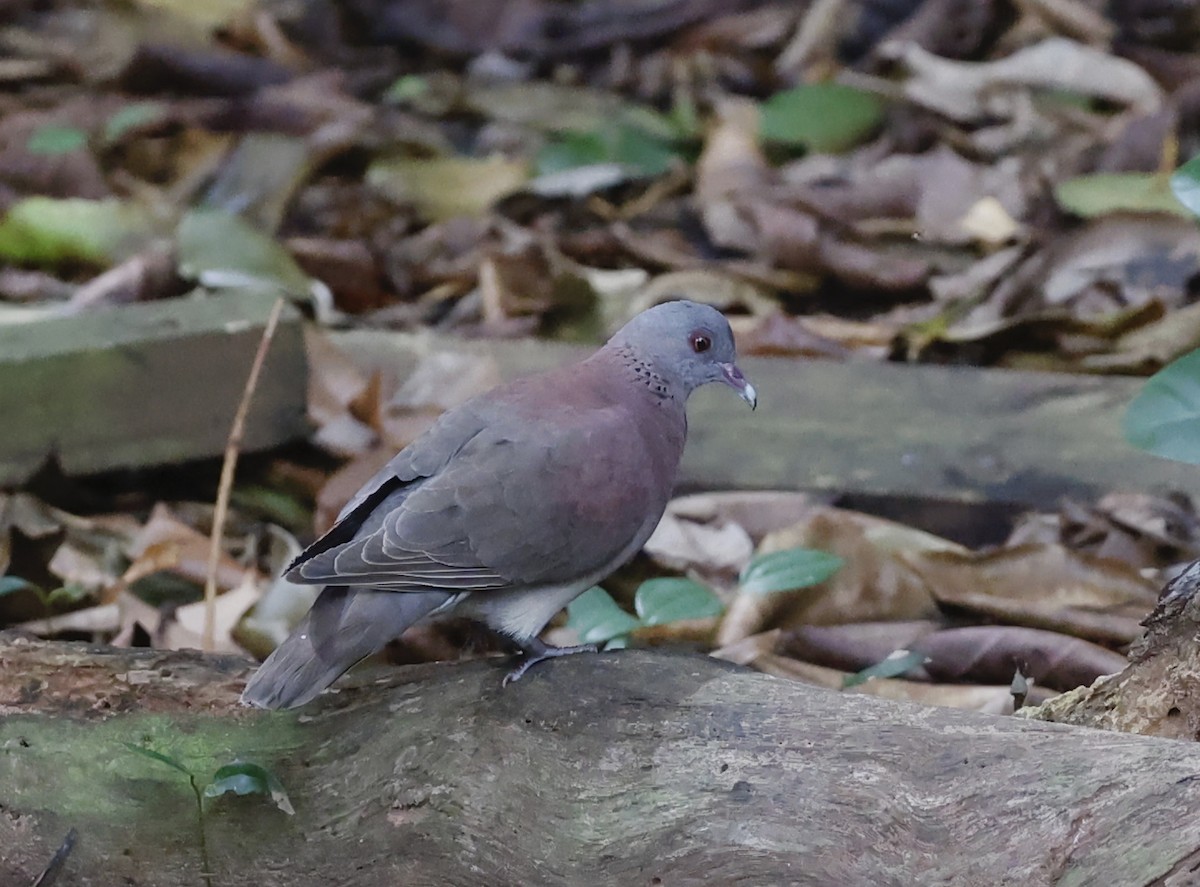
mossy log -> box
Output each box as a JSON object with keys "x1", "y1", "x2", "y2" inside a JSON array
[{"x1": 4, "y1": 635, "x2": 1200, "y2": 886}]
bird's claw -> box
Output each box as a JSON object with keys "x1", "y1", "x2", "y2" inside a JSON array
[{"x1": 502, "y1": 641, "x2": 600, "y2": 686}]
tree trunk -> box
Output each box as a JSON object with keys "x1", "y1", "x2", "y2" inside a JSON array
[{"x1": 3, "y1": 633, "x2": 1200, "y2": 887}]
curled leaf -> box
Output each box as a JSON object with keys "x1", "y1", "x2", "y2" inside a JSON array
[{"x1": 204, "y1": 760, "x2": 294, "y2": 815}]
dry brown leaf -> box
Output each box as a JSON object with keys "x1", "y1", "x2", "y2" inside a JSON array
[
  {"x1": 908, "y1": 544, "x2": 1158, "y2": 644},
  {"x1": 16, "y1": 603, "x2": 121, "y2": 636},
  {"x1": 695, "y1": 98, "x2": 771, "y2": 202},
  {"x1": 113, "y1": 574, "x2": 258, "y2": 654},
  {"x1": 716, "y1": 507, "x2": 960, "y2": 646},
  {"x1": 780, "y1": 620, "x2": 944, "y2": 674},
  {"x1": 644, "y1": 492, "x2": 821, "y2": 578},
  {"x1": 46, "y1": 540, "x2": 118, "y2": 593},
  {"x1": 738, "y1": 312, "x2": 851, "y2": 359},
  {"x1": 914, "y1": 625, "x2": 1128, "y2": 691},
  {"x1": 643, "y1": 517, "x2": 754, "y2": 577},
  {"x1": 117, "y1": 504, "x2": 245, "y2": 601},
  {"x1": 884, "y1": 37, "x2": 1162, "y2": 122},
  {"x1": 627, "y1": 269, "x2": 778, "y2": 327},
  {"x1": 711, "y1": 629, "x2": 1046, "y2": 714}
]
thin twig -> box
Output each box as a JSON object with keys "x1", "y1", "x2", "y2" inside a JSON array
[
  {"x1": 31, "y1": 827, "x2": 78, "y2": 887},
  {"x1": 203, "y1": 296, "x2": 286, "y2": 651}
]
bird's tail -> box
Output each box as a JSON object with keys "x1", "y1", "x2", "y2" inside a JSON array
[{"x1": 240, "y1": 586, "x2": 453, "y2": 710}]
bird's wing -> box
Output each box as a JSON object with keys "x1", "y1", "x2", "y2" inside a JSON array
[{"x1": 289, "y1": 400, "x2": 676, "y2": 591}]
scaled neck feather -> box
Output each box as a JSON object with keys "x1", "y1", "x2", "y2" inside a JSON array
[{"x1": 606, "y1": 344, "x2": 678, "y2": 404}]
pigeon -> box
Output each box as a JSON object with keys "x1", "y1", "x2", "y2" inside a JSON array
[{"x1": 241, "y1": 300, "x2": 757, "y2": 709}]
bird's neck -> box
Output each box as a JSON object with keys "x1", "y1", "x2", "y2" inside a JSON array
[{"x1": 604, "y1": 344, "x2": 683, "y2": 405}]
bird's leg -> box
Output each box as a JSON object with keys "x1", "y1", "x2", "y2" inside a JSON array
[{"x1": 503, "y1": 637, "x2": 600, "y2": 686}]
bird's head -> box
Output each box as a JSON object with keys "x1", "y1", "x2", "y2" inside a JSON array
[{"x1": 607, "y1": 300, "x2": 757, "y2": 409}]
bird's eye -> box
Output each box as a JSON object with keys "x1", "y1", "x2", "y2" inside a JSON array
[{"x1": 691, "y1": 333, "x2": 712, "y2": 353}]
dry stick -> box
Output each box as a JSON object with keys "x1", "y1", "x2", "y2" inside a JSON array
[{"x1": 203, "y1": 296, "x2": 287, "y2": 651}]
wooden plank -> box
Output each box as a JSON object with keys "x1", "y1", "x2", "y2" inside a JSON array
[
  {"x1": 331, "y1": 330, "x2": 1200, "y2": 506},
  {"x1": 0, "y1": 290, "x2": 308, "y2": 486}
]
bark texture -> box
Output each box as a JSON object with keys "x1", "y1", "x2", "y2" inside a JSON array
[{"x1": 4, "y1": 633, "x2": 1200, "y2": 886}]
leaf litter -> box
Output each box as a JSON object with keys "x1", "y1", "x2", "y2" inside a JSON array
[{"x1": 5, "y1": 0, "x2": 1200, "y2": 711}]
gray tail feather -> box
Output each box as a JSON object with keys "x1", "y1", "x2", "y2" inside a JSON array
[{"x1": 241, "y1": 586, "x2": 453, "y2": 710}]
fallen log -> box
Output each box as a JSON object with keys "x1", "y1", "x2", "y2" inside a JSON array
[{"x1": 3, "y1": 635, "x2": 1200, "y2": 886}]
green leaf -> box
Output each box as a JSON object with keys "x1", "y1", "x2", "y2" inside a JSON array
[
  {"x1": 0, "y1": 576, "x2": 38, "y2": 598},
  {"x1": 382, "y1": 75, "x2": 429, "y2": 104},
  {"x1": 1171, "y1": 154, "x2": 1200, "y2": 218},
  {"x1": 565, "y1": 586, "x2": 641, "y2": 644},
  {"x1": 842, "y1": 649, "x2": 928, "y2": 688},
  {"x1": 104, "y1": 102, "x2": 166, "y2": 143},
  {"x1": 759, "y1": 84, "x2": 885, "y2": 153},
  {"x1": 122, "y1": 742, "x2": 193, "y2": 776},
  {"x1": 204, "y1": 760, "x2": 294, "y2": 815},
  {"x1": 1054, "y1": 173, "x2": 1189, "y2": 219},
  {"x1": 739, "y1": 548, "x2": 844, "y2": 596},
  {"x1": 0, "y1": 197, "x2": 152, "y2": 265},
  {"x1": 177, "y1": 208, "x2": 314, "y2": 295},
  {"x1": 536, "y1": 124, "x2": 679, "y2": 178},
  {"x1": 26, "y1": 126, "x2": 88, "y2": 155},
  {"x1": 45, "y1": 584, "x2": 89, "y2": 608},
  {"x1": 633, "y1": 578, "x2": 723, "y2": 626},
  {"x1": 1124, "y1": 347, "x2": 1200, "y2": 463}
]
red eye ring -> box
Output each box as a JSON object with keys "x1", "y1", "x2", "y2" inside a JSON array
[{"x1": 691, "y1": 334, "x2": 712, "y2": 353}]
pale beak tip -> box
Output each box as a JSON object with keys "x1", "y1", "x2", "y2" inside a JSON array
[{"x1": 741, "y1": 382, "x2": 758, "y2": 410}]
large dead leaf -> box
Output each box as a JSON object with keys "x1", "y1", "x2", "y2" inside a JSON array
[
  {"x1": 117, "y1": 503, "x2": 247, "y2": 602},
  {"x1": 913, "y1": 625, "x2": 1129, "y2": 691},
  {"x1": 645, "y1": 491, "x2": 822, "y2": 578},
  {"x1": 885, "y1": 37, "x2": 1162, "y2": 123},
  {"x1": 779, "y1": 620, "x2": 944, "y2": 674},
  {"x1": 907, "y1": 544, "x2": 1158, "y2": 644},
  {"x1": 716, "y1": 507, "x2": 960, "y2": 646},
  {"x1": 712, "y1": 630, "x2": 1045, "y2": 714}
]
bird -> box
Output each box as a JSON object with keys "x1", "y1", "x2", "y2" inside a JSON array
[{"x1": 241, "y1": 299, "x2": 757, "y2": 709}]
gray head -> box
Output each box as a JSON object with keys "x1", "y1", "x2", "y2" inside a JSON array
[{"x1": 607, "y1": 300, "x2": 757, "y2": 408}]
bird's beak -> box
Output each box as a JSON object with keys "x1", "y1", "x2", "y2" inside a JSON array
[{"x1": 719, "y1": 362, "x2": 757, "y2": 410}]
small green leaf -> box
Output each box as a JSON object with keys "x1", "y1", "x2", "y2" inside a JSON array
[
  {"x1": 1054, "y1": 173, "x2": 1189, "y2": 219},
  {"x1": 633, "y1": 578, "x2": 723, "y2": 626},
  {"x1": 739, "y1": 548, "x2": 844, "y2": 596},
  {"x1": 565, "y1": 586, "x2": 641, "y2": 644},
  {"x1": 204, "y1": 760, "x2": 294, "y2": 815},
  {"x1": 177, "y1": 208, "x2": 314, "y2": 295},
  {"x1": 1124, "y1": 347, "x2": 1200, "y2": 464},
  {"x1": 104, "y1": 102, "x2": 165, "y2": 143},
  {"x1": 760, "y1": 84, "x2": 884, "y2": 153},
  {"x1": 382, "y1": 75, "x2": 429, "y2": 104},
  {"x1": 842, "y1": 649, "x2": 927, "y2": 688},
  {"x1": 123, "y1": 742, "x2": 193, "y2": 776},
  {"x1": 536, "y1": 124, "x2": 679, "y2": 178},
  {"x1": 45, "y1": 584, "x2": 89, "y2": 607},
  {"x1": 0, "y1": 576, "x2": 38, "y2": 598},
  {"x1": 27, "y1": 126, "x2": 88, "y2": 155},
  {"x1": 1171, "y1": 154, "x2": 1200, "y2": 218},
  {"x1": 0, "y1": 197, "x2": 152, "y2": 265}
]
